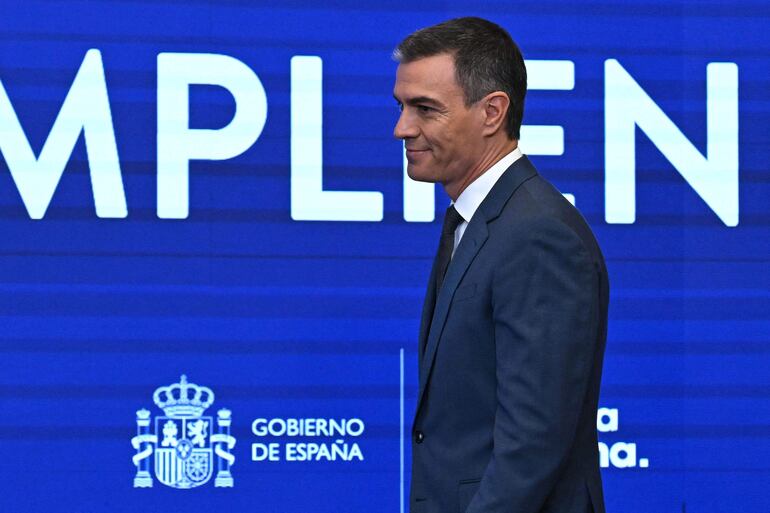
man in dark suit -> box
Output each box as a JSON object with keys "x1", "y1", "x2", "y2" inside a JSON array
[{"x1": 392, "y1": 17, "x2": 609, "y2": 513}]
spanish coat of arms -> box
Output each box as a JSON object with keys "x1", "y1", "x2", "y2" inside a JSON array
[{"x1": 131, "y1": 375, "x2": 236, "y2": 489}]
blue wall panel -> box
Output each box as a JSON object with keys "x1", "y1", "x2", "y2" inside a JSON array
[{"x1": 0, "y1": 1, "x2": 768, "y2": 511}]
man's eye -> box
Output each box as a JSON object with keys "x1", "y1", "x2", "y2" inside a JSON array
[
  {"x1": 396, "y1": 102, "x2": 404, "y2": 112},
  {"x1": 418, "y1": 105, "x2": 433, "y2": 113}
]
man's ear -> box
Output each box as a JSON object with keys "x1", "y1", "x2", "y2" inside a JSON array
[{"x1": 480, "y1": 92, "x2": 510, "y2": 137}]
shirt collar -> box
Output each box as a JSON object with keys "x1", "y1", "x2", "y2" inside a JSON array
[{"x1": 453, "y1": 147, "x2": 523, "y2": 223}]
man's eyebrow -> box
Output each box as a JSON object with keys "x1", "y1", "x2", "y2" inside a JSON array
[{"x1": 393, "y1": 94, "x2": 444, "y2": 108}]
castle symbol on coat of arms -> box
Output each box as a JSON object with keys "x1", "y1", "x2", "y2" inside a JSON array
[{"x1": 131, "y1": 375, "x2": 236, "y2": 489}]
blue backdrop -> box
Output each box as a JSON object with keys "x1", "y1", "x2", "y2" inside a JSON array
[{"x1": 0, "y1": 1, "x2": 768, "y2": 512}]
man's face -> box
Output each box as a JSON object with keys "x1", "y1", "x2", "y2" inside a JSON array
[{"x1": 393, "y1": 53, "x2": 485, "y2": 190}]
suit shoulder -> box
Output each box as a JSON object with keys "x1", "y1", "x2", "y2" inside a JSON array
[{"x1": 498, "y1": 175, "x2": 605, "y2": 266}]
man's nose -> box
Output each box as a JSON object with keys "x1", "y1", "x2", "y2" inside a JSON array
[{"x1": 394, "y1": 110, "x2": 418, "y2": 140}]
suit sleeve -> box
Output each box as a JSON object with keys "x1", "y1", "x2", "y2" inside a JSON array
[{"x1": 465, "y1": 216, "x2": 599, "y2": 513}]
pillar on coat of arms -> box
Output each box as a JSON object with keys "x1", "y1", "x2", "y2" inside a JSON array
[
  {"x1": 133, "y1": 409, "x2": 155, "y2": 487},
  {"x1": 214, "y1": 408, "x2": 235, "y2": 487}
]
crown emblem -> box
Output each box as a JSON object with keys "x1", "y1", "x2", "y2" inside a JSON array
[{"x1": 152, "y1": 375, "x2": 215, "y2": 418}]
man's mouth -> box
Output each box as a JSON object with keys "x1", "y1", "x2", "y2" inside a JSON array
[{"x1": 405, "y1": 148, "x2": 430, "y2": 162}]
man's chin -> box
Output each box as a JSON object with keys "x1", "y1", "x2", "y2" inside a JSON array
[{"x1": 406, "y1": 165, "x2": 437, "y2": 184}]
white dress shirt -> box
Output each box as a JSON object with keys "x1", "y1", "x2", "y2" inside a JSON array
[{"x1": 451, "y1": 147, "x2": 523, "y2": 254}]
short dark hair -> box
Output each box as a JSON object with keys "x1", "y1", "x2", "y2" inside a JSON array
[{"x1": 393, "y1": 17, "x2": 526, "y2": 140}]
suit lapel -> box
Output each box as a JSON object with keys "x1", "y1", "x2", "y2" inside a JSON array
[
  {"x1": 414, "y1": 156, "x2": 539, "y2": 416},
  {"x1": 417, "y1": 217, "x2": 488, "y2": 400},
  {"x1": 417, "y1": 251, "x2": 439, "y2": 362}
]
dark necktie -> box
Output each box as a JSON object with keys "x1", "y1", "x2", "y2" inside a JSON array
[
  {"x1": 420, "y1": 205, "x2": 464, "y2": 359},
  {"x1": 435, "y1": 205, "x2": 464, "y2": 294}
]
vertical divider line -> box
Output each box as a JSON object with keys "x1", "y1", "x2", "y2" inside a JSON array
[{"x1": 400, "y1": 347, "x2": 405, "y2": 513}]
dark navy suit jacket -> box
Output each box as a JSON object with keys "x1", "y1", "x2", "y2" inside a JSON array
[{"x1": 410, "y1": 156, "x2": 609, "y2": 513}]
